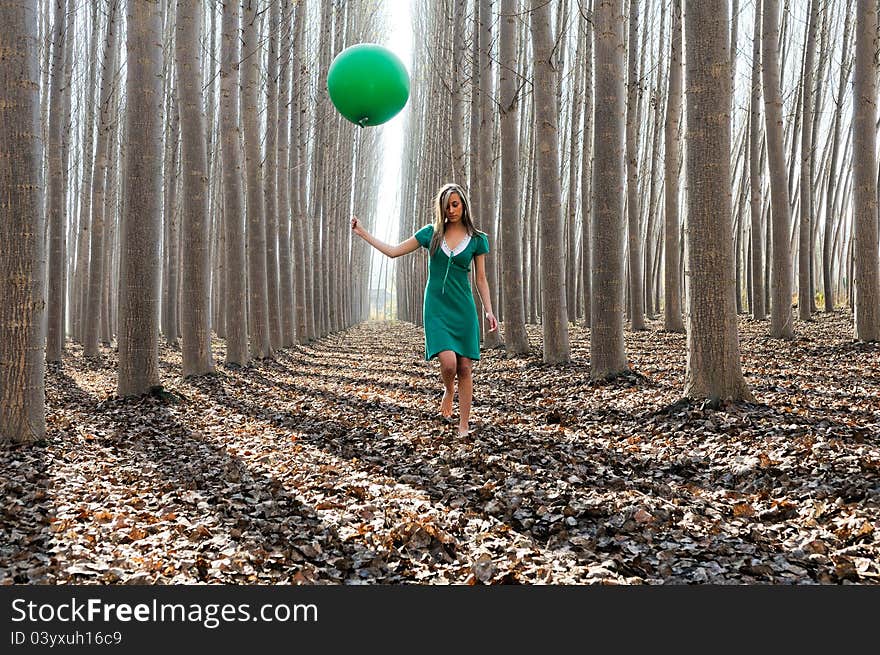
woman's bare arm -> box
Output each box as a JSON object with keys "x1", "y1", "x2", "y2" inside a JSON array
[
  {"x1": 351, "y1": 216, "x2": 421, "y2": 258},
  {"x1": 473, "y1": 254, "x2": 498, "y2": 331}
]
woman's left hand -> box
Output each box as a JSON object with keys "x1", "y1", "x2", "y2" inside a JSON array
[{"x1": 485, "y1": 312, "x2": 498, "y2": 332}]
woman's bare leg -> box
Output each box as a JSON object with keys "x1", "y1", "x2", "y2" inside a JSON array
[
  {"x1": 437, "y1": 350, "x2": 457, "y2": 417},
  {"x1": 456, "y1": 355, "x2": 473, "y2": 434}
]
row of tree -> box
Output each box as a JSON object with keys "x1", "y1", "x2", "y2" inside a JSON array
[
  {"x1": 1, "y1": 0, "x2": 878, "y2": 446},
  {"x1": 392, "y1": 0, "x2": 878, "y2": 379}
]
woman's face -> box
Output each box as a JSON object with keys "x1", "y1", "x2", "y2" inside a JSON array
[{"x1": 445, "y1": 192, "x2": 463, "y2": 223}]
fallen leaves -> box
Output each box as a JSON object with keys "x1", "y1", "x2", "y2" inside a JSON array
[{"x1": 0, "y1": 312, "x2": 878, "y2": 585}]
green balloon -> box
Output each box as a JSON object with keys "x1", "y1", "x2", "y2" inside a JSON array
[{"x1": 327, "y1": 44, "x2": 410, "y2": 127}]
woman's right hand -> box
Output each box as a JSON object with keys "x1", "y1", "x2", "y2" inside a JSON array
[{"x1": 350, "y1": 215, "x2": 362, "y2": 235}]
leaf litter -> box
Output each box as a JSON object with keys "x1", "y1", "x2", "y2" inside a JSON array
[{"x1": 1, "y1": 312, "x2": 877, "y2": 585}]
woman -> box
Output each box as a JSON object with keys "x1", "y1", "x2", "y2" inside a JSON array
[{"x1": 351, "y1": 182, "x2": 498, "y2": 437}]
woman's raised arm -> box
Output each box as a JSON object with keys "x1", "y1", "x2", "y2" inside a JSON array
[{"x1": 351, "y1": 216, "x2": 421, "y2": 258}]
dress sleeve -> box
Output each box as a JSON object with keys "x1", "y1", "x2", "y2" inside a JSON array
[
  {"x1": 414, "y1": 224, "x2": 434, "y2": 248},
  {"x1": 473, "y1": 231, "x2": 490, "y2": 256}
]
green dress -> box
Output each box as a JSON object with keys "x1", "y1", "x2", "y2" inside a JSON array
[{"x1": 414, "y1": 224, "x2": 490, "y2": 361}]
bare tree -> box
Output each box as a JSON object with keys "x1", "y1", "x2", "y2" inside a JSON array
[
  {"x1": 683, "y1": 0, "x2": 753, "y2": 402},
  {"x1": 45, "y1": 0, "x2": 69, "y2": 363},
  {"x1": 0, "y1": 1, "x2": 46, "y2": 444},
  {"x1": 498, "y1": 0, "x2": 528, "y2": 354},
  {"x1": 591, "y1": 0, "x2": 628, "y2": 379},
  {"x1": 175, "y1": 0, "x2": 214, "y2": 375},
  {"x1": 749, "y1": 0, "x2": 766, "y2": 320},
  {"x1": 264, "y1": 0, "x2": 282, "y2": 349},
  {"x1": 84, "y1": 0, "x2": 120, "y2": 358},
  {"x1": 823, "y1": 3, "x2": 853, "y2": 313},
  {"x1": 798, "y1": 0, "x2": 820, "y2": 321},
  {"x1": 852, "y1": 0, "x2": 879, "y2": 340},
  {"x1": 663, "y1": 0, "x2": 684, "y2": 332},
  {"x1": 625, "y1": 0, "x2": 645, "y2": 331},
  {"x1": 117, "y1": 0, "x2": 164, "y2": 396},
  {"x1": 530, "y1": 0, "x2": 570, "y2": 363},
  {"x1": 242, "y1": 0, "x2": 272, "y2": 358},
  {"x1": 219, "y1": 0, "x2": 249, "y2": 366},
  {"x1": 762, "y1": 0, "x2": 794, "y2": 338}
]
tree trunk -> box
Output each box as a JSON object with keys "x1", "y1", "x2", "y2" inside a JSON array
[
  {"x1": 117, "y1": 0, "x2": 164, "y2": 396},
  {"x1": 579, "y1": 6, "x2": 594, "y2": 328},
  {"x1": 263, "y1": 0, "x2": 282, "y2": 350},
  {"x1": 175, "y1": 0, "x2": 214, "y2": 375},
  {"x1": 219, "y1": 0, "x2": 249, "y2": 366},
  {"x1": 749, "y1": 0, "x2": 766, "y2": 321},
  {"x1": 625, "y1": 0, "x2": 645, "y2": 331},
  {"x1": 762, "y1": 0, "x2": 794, "y2": 338},
  {"x1": 45, "y1": 0, "x2": 69, "y2": 363},
  {"x1": 84, "y1": 0, "x2": 120, "y2": 358},
  {"x1": 798, "y1": 0, "x2": 819, "y2": 321},
  {"x1": 852, "y1": 0, "x2": 880, "y2": 340},
  {"x1": 499, "y1": 0, "x2": 528, "y2": 355},
  {"x1": 0, "y1": 1, "x2": 46, "y2": 444},
  {"x1": 663, "y1": 0, "x2": 684, "y2": 332},
  {"x1": 277, "y1": 0, "x2": 295, "y2": 347},
  {"x1": 823, "y1": 3, "x2": 852, "y2": 312},
  {"x1": 591, "y1": 0, "x2": 628, "y2": 379},
  {"x1": 530, "y1": 0, "x2": 570, "y2": 364},
  {"x1": 242, "y1": 0, "x2": 272, "y2": 358},
  {"x1": 683, "y1": 0, "x2": 753, "y2": 402}
]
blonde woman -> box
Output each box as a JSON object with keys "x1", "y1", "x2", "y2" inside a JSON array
[{"x1": 351, "y1": 182, "x2": 498, "y2": 437}]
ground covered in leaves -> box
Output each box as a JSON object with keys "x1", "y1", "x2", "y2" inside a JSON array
[{"x1": 2, "y1": 312, "x2": 878, "y2": 585}]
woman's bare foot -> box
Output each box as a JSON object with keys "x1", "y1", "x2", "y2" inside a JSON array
[
  {"x1": 440, "y1": 389, "x2": 454, "y2": 418},
  {"x1": 457, "y1": 422, "x2": 469, "y2": 437}
]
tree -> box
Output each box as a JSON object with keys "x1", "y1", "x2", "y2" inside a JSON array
[
  {"x1": 748, "y1": 0, "x2": 766, "y2": 321},
  {"x1": 591, "y1": 0, "x2": 628, "y2": 379},
  {"x1": 241, "y1": 0, "x2": 272, "y2": 359},
  {"x1": 663, "y1": 0, "x2": 684, "y2": 333},
  {"x1": 625, "y1": 0, "x2": 645, "y2": 331},
  {"x1": 798, "y1": 0, "x2": 820, "y2": 321},
  {"x1": 0, "y1": 1, "x2": 46, "y2": 444},
  {"x1": 683, "y1": 0, "x2": 753, "y2": 402},
  {"x1": 219, "y1": 0, "x2": 249, "y2": 366},
  {"x1": 84, "y1": 0, "x2": 121, "y2": 358},
  {"x1": 263, "y1": 0, "x2": 282, "y2": 349},
  {"x1": 530, "y1": 0, "x2": 570, "y2": 364},
  {"x1": 118, "y1": 0, "x2": 164, "y2": 396},
  {"x1": 45, "y1": 0, "x2": 69, "y2": 363},
  {"x1": 499, "y1": 0, "x2": 528, "y2": 355},
  {"x1": 175, "y1": 0, "x2": 214, "y2": 376},
  {"x1": 762, "y1": 0, "x2": 794, "y2": 338},
  {"x1": 852, "y1": 0, "x2": 879, "y2": 340}
]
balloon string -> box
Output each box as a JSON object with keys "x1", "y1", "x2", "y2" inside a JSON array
[{"x1": 349, "y1": 122, "x2": 364, "y2": 234}]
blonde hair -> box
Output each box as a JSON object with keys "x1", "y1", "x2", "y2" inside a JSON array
[{"x1": 429, "y1": 183, "x2": 479, "y2": 256}]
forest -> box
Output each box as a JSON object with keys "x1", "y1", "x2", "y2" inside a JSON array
[{"x1": 0, "y1": 0, "x2": 878, "y2": 585}]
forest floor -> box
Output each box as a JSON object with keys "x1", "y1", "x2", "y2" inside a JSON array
[{"x1": 2, "y1": 311, "x2": 878, "y2": 585}]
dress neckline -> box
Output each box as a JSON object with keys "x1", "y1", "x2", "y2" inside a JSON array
[{"x1": 441, "y1": 231, "x2": 471, "y2": 257}]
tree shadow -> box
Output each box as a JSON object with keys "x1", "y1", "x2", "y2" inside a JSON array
[{"x1": 14, "y1": 367, "x2": 390, "y2": 584}]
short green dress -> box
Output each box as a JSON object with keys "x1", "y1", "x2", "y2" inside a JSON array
[{"x1": 414, "y1": 224, "x2": 490, "y2": 361}]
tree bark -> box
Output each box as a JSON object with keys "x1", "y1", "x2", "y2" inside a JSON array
[
  {"x1": 499, "y1": 0, "x2": 528, "y2": 355},
  {"x1": 0, "y1": 1, "x2": 46, "y2": 444},
  {"x1": 45, "y1": 0, "x2": 69, "y2": 363},
  {"x1": 852, "y1": 0, "x2": 880, "y2": 340},
  {"x1": 241, "y1": 0, "x2": 272, "y2": 358},
  {"x1": 591, "y1": 0, "x2": 628, "y2": 379},
  {"x1": 117, "y1": 0, "x2": 164, "y2": 396},
  {"x1": 84, "y1": 0, "x2": 120, "y2": 358},
  {"x1": 530, "y1": 0, "x2": 570, "y2": 364},
  {"x1": 762, "y1": 0, "x2": 794, "y2": 338},
  {"x1": 625, "y1": 0, "x2": 645, "y2": 331},
  {"x1": 663, "y1": 0, "x2": 684, "y2": 332},
  {"x1": 683, "y1": 0, "x2": 753, "y2": 402},
  {"x1": 175, "y1": 0, "x2": 214, "y2": 376}
]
